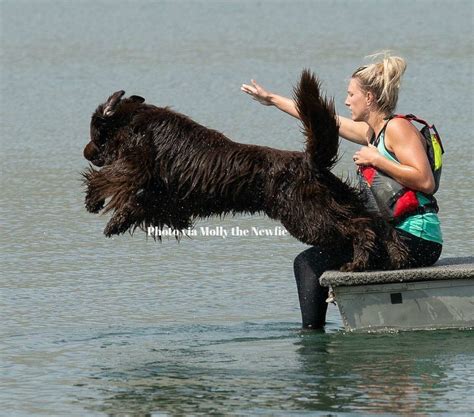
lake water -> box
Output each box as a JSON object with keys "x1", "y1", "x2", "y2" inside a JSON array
[{"x1": 1, "y1": 0, "x2": 473, "y2": 415}]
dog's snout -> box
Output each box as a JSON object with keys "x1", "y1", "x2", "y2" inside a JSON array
[
  {"x1": 83, "y1": 142, "x2": 104, "y2": 166},
  {"x1": 84, "y1": 141, "x2": 99, "y2": 161}
]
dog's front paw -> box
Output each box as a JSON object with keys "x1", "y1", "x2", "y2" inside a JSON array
[
  {"x1": 104, "y1": 215, "x2": 132, "y2": 237},
  {"x1": 104, "y1": 222, "x2": 124, "y2": 237},
  {"x1": 85, "y1": 197, "x2": 105, "y2": 213}
]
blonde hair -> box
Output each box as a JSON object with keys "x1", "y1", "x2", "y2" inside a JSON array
[{"x1": 352, "y1": 52, "x2": 407, "y2": 115}]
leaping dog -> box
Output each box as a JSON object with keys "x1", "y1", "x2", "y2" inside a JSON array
[{"x1": 82, "y1": 70, "x2": 408, "y2": 271}]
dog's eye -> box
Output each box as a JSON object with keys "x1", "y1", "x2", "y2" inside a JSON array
[{"x1": 95, "y1": 130, "x2": 108, "y2": 145}]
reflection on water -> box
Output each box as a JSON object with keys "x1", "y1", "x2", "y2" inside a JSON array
[
  {"x1": 82, "y1": 324, "x2": 474, "y2": 416},
  {"x1": 295, "y1": 330, "x2": 474, "y2": 415}
]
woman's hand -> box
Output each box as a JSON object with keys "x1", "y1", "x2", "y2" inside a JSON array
[
  {"x1": 353, "y1": 144, "x2": 380, "y2": 166},
  {"x1": 241, "y1": 79, "x2": 273, "y2": 106}
]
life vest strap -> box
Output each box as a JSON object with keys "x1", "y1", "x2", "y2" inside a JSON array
[{"x1": 393, "y1": 114, "x2": 433, "y2": 129}]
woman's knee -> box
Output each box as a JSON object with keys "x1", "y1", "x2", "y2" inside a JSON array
[
  {"x1": 294, "y1": 246, "x2": 319, "y2": 271},
  {"x1": 293, "y1": 246, "x2": 328, "y2": 280},
  {"x1": 293, "y1": 250, "x2": 308, "y2": 272}
]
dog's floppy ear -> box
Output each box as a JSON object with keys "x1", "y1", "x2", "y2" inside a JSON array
[
  {"x1": 103, "y1": 90, "x2": 125, "y2": 117},
  {"x1": 129, "y1": 95, "x2": 145, "y2": 103}
]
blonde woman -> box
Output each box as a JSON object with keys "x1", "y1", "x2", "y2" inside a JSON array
[{"x1": 242, "y1": 54, "x2": 442, "y2": 328}]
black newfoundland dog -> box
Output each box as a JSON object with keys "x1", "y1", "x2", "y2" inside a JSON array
[{"x1": 82, "y1": 70, "x2": 408, "y2": 271}]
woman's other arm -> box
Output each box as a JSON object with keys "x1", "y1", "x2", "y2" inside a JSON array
[{"x1": 353, "y1": 118, "x2": 436, "y2": 194}]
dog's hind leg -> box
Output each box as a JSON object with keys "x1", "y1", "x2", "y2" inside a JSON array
[
  {"x1": 340, "y1": 222, "x2": 376, "y2": 272},
  {"x1": 384, "y1": 227, "x2": 409, "y2": 269}
]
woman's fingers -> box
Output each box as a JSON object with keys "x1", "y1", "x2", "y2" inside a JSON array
[
  {"x1": 252, "y1": 79, "x2": 266, "y2": 95},
  {"x1": 241, "y1": 84, "x2": 258, "y2": 97},
  {"x1": 353, "y1": 146, "x2": 379, "y2": 166},
  {"x1": 241, "y1": 80, "x2": 263, "y2": 94},
  {"x1": 241, "y1": 79, "x2": 272, "y2": 105},
  {"x1": 241, "y1": 83, "x2": 255, "y2": 94}
]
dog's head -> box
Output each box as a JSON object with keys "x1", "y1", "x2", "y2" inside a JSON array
[{"x1": 84, "y1": 91, "x2": 146, "y2": 167}]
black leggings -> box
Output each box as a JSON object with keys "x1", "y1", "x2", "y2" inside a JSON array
[{"x1": 293, "y1": 231, "x2": 442, "y2": 329}]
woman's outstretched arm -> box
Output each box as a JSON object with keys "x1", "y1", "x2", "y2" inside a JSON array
[
  {"x1": 241, "y1": 79, "x2": 369, "y2": 145},
  {"x1": 241, "y1": 79, "x2": 299, "y2": 117}
]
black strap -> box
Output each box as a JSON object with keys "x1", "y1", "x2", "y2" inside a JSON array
[{"x1": 371, "y1": 116, "x2": 394, "y2": 147}]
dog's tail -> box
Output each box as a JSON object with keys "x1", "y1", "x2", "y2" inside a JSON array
[{"x1": 294, "y1": 69, "x2": 339, "y2": 171}]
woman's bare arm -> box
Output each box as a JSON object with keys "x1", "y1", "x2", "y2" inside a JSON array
[
  {"x1": 241, "y1": 79, "x2": 369, "y2": 145},
  {"x1": 336, "y1": 115, "x2": 370, "y2": 145},
  {"x1": 241, "y1": 80, "x2": 299, "y2": 117}
]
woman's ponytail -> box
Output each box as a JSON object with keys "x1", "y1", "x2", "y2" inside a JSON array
[{"x1": 352, "y1": 52, "x2": 407, "y2": 115}]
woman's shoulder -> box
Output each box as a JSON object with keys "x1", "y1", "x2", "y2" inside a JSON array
[
  {"x1": 385, "y1": 116, "x2": 423, "y2": 149},
  {"x1": 386, "y1": 116, "x2": 418, "y2": 135}
]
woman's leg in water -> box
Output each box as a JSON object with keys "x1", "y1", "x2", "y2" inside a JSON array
[{"x1": 293, "y1": 246, "x2": 352, "y2": 329}]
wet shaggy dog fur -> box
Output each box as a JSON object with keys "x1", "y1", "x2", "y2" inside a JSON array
[{"x1": 82, "y1": 70, "x2": 408, "y2": 272}]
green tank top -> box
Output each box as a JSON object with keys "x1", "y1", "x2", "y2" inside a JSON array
[{"x1": 375, "y1": 130, "x2": 443, "y2": 244}]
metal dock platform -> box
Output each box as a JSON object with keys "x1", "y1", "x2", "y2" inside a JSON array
[{"x1": 320, "y1": 257, "x2": 474, "y2": 332}]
